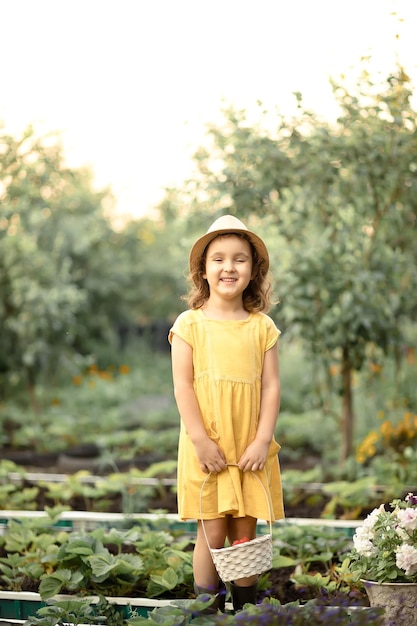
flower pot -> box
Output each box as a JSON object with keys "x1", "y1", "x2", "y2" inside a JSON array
[{"x1": 361, "y1": 580, "x2": 417, "y2": 626}]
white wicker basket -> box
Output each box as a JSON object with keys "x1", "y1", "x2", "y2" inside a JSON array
[{"x1": 199, "y1": 465, "x2": 273, "y2": 582}]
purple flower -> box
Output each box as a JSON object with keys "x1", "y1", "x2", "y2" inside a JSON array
[{"x1": 406, "y1": 493, "x2": 417, "y2": 506}]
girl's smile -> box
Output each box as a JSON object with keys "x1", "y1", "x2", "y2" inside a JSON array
[{"x1": 203, "y1": 235, "x2": 253, "y2": 301}]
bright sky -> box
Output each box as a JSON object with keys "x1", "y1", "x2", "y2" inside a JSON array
[{"x1": 1, "y1": 0, "x2": 417, "y2": 221}]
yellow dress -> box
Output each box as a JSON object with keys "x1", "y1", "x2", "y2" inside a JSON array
[{"x1": 169, "y1": 308, "x2": 284, "y2": 523}]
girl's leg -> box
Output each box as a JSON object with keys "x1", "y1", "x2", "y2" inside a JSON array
[
  {"x1": 227, "y1": 515, "x2": 258, "y2": 587},
  {"x1": 227, "y1": 516, "x2": 258, "y2": 610},
  {"x1": 194, "y1": 517, "x2": 227, "y2": 589}
]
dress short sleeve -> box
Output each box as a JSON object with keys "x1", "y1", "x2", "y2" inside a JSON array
[
  {"x1": 263, "y1": 314, "x2": 281, "y2": 351},
  {"x1": 168, "y1": 310, "x2": 193, "y2": 347}
]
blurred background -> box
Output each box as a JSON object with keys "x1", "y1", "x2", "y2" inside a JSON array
[{"x1": 1, "y1": 0, "x2": 416, "y2": 517}]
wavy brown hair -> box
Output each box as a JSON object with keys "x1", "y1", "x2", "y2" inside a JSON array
[{"x1": 183, "y1": 233, "x2": 274, "y2": 313}]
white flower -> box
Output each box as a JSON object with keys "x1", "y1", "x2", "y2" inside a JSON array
[
  {"x1": 395, "y1": 526, "x2": 410, "y2": 542},
  {"x1": 350, "y1": 494, "x2": 417, "y2": 583},
  {"x1": 396, "y1": 507, "x2": 417, "y2": 532},
  {"x1": 353, "y1": 525, "x2": 376, "y2": 557},
  {"x1": 395, "y1": 544, "x2": 417, "y2": 576},
  {"x1": 362, "y1": 504, "x2": 385, "y2": 531}
]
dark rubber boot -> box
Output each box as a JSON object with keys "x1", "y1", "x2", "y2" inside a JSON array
[
  {"x1": 194, "y1": 582, "x2": 226, "y2": 614},
  {"x1": 230, "y1": 581, "x2": 258, "y2": 611}
]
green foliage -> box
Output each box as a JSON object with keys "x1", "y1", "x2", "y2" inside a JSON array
[
  {"x1": 23, "y1": 596, "x2": 112, "y2": 625},
  {"x1": 272, "y1": 523, "x2": 352, "y2": 567},
  {"x1": 277, "y1": 410, "x2": 339, "y2": 463},
  {"x1": 367, "y1": 446, "x2": 417, "y2": 488},
  {"x1": 0, "y1": 511, "x2": 67, "y2": 592},
  {"x1": 181, "y1": 64, "x2": 417, "y2": 461},
  {"x1": 0, "y1": 341, "x2": 178, "y2": 456},
  {"x1": 0, "y1": 459, "x2": 178, "y2": 514},
  {"x1": 0, "y1": 514, "x2": 384, "y2": 622},
  {"x1": 0, "y1": 127, "x2": 184, "y2": 404},
  {"x1": 320, "y1": 477, "x2": 379, "y2": 519},
  {"x1": 127, "y1": 597, "x2": 384, "y2": 625},
  {"x1": 291, "y1": 557, "x2": 356, "y2": 597},
  {"x1": 0, "y1": 127, "x2": 104, "y2": 395},
  {"x1": 2, "y1": 346, "x2": 417, "y2": 518},
  {"x1": 0, "y1": 514, "x2": 193, "y2": 600},
  {"x1": 270, "y1": 523, "x2": 362, "y2": 606}
]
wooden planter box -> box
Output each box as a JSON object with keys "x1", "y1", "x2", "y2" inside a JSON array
[
  {"x1": 0, "y1": 590, "x2": 175, "y2": 621},
  {"x1": 0, "y1": 592, "x2": 379, "y2": 625}
]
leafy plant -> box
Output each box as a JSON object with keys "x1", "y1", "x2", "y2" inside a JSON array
[
  {"x1": 0, "y1": 512, "x2": 69, "y2": 592},
  {"x1": 0, "y1": 459, "x2": 41, "y2": 510},
  {"x1": 0, "y1": 552, "x2": 43, "y2": 592},
  {"x1": 271, "y1": 523, "x2": 358, "y2": 602},
  {"x1": 23, "y1": 596, "x2": 110, "y2": 625},
  {"x1": 292, "y1": 558, "x2": 356, "y2": 598},
  {"x1": 280, "y1": 466, "x2": 326, "y2": 514},
  {"x1": 126, "y1": 597, "x2": 384, "y2": 625},
  {"x1": 273, "y1": 523, "x2": 351, "y2": 565},
  {"x1": 0, "y1": 515, "x2": 193, "y2": 600},
  {"x1": 0, "y1": 459, "x2": 178, "y2": 514},
  {"x1": 321, "y1": 477, "x2": 380, "y2": 519}
]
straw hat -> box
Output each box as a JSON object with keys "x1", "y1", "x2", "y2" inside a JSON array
[{"x1": 189, "y1": 215, "x2": 269, "y2": 277}]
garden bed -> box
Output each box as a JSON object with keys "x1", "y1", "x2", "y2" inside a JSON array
[
  {"x1": 3, "y1": 459, "x2": 353, "y2": 520},
  {"x1": 0, "y1": 591, "x2": 175, "y2": 620},
  {"x1": 0, "y1": 507, "x2": 365, "y2": 610}
]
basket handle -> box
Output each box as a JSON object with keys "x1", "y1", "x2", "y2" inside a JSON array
[{"x1": 199, "y1": 463, "x2": 273, "y2": 552}]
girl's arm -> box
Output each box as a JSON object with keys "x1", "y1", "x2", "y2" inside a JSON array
[
  {"x1": 238, "y1": 342, "x2": 280, "y2": 472},
  {"x1": 171, "y1": 333, "x2": 227, "y2": 473}
]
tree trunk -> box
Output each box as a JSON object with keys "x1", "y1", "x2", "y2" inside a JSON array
[
  {"x1": 340, "y1": 346, "x2": 354, "y2": 463},
  {"x1": 28, "y1": 383, "x2": 40, "y2": 413}
]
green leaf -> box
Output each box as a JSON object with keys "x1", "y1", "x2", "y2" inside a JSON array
[
  {"x1": 272, "y1": 554, "x2": 297, "y2": 568},
  {"x1": 150, "y1": 566, "x2": 179, "y2": 590},
  {"x1": 38, "y1": 573, "x2": 65, "y2": 599}
]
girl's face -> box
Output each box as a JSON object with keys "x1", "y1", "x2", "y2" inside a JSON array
[{"x1": 203, "y1": 234, "x2": 253, "y2": 302}]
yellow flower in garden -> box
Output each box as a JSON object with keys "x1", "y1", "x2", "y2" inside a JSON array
[
  {"x1": 407, "y1": 346, "x2": 415, "y2": 364},
  {"x1": 72, "y1": 375, "x2": 82, "y2": 386},
  {"x1": 357, "y1": 411, "x2": 417, "y2": 465},
  {"x1": 98, "y1": 370, "x2": 113, "y2": 380},
  {"x1": 356, "y1": 430, "x2": 379, "y2": 463},
  {"x1": 329, "y1": 364, "x2": 339, "y2": 377},
  {"x1": 119, "y1": 364, "x2": 130, "y2": 375},
  {"x1": 392, "y1": 412, "x2": 412, "y2": 439},
  {"x1": 380, "y1": 420, "x2": 393, "y2": 443},
  {"x1": 402, "y1": 412, "x2": 416, "y2": 438},
  {"x1": 369, "y1": 362, "x2": 382, "y2": 374}
]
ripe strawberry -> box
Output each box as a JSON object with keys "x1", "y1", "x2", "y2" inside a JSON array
[{"x1": 232, "y1": 536, "x2": 250, "y2": 546}]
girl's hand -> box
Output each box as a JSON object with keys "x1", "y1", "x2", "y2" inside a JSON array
[
  {"x1": 238, "y1": 439, "x2": 269, "y2": 472},
  {"x1": 194, "y1": 437, "x2": 227, "y2": 474}
]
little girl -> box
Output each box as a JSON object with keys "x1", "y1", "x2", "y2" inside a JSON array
[{"x1": 169, "y1": 215, "x2": 284, "y2": 612}]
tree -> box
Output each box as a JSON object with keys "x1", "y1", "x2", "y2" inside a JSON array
[
  {"x1": 0, "y1": 127, "x2": 142, "y2": 403},
  {"x1": 184, "y1": 66, "x2": 417, "y2": 461}
]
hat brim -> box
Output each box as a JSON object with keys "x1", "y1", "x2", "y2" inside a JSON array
[{"x1": 189, "y1": 227, "x2": 269, "y2": 278}]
